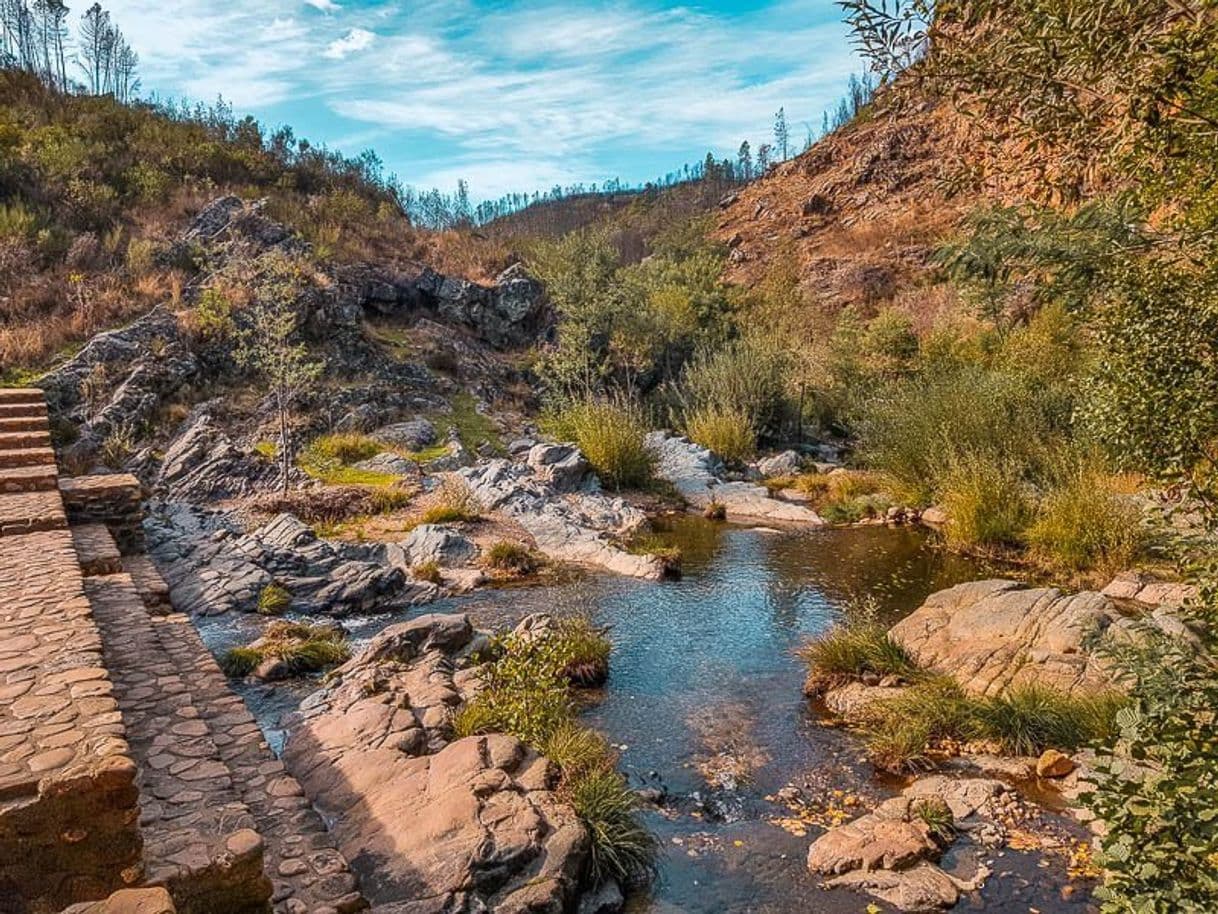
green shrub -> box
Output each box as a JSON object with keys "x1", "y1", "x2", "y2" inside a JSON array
[
  {"x1": 1026, "y1": 462, "x2": 1144, "y2": 573},
  {"x1": 541, "y1": 397, "x2": 654, "y2": 490},
  {"x1": 676, "y1": 336, "x2": 789, "y2": 440},
  {"x1": 684, "y1": 405, "x2": 756, "y2": 464},
  {"x1": 220, "y1": 647, "x2": 261, "y2": 678},
  {"x1": 419, "y1": 477, "x2": 481, "y2": 525},
  {"x1": 485, "y1": 541, "x2": 541, "y2": 577},
  {"x1": 411, "y1": 561, "x2": 443, "y2": 585},
  {"x1": 974, "y1": 684, "x2": 1125, "y2": 756},
  {"x1": 802, "y1": 621, "x2": 918, "y2": 691},
  {"x1": 303, "y1": 432, "x2": 382, "y2": 467},
  {"x1": 191, "y1": 288, "x2": 235, "y2": 339},
  {"x1": 940, "y1": 453, "x2": 1034, "y2": 550},
  {"x1": 257, "y1": 583, "x2": 291, "y2": 616},
  {"x1": 860, "y1": 677, "x2": 977, "y2": 773},
  {"x1": 912, "y1": 797, "x2": 956, "y2": 843},
  {"x1": 567, "y1": 770, "x2": 658, "y2": 886},
  {"x1": 542, "y1": 721, "x2": 614, "y2": 781}
]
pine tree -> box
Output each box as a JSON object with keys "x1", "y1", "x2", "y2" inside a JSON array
[
  {"x1": 773, "y1": 107, "x2": 790, "y2": 161},
  {"x1": 737, "y1": 141, "x2": 753, "y2": 181}
]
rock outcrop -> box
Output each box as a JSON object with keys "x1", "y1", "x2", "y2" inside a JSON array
[
  {"x1": 645, "y1": 432, "x2": 824, "y2": 525},
  {"x1": 459, "y1": 458, "x2": 663, "y2": 579},
  {"x1": 889, "y1": 580, "x2": 1141, "y2": 697},
  {"x1": 147, "y1": 504, "x2": 435, "y2": 616},
  {"x1": 283, "y1": 614, "x2": 589, "y2": 914},
  {"x1": 809, "y1": 776, "x2": 1010, "y2": 912},
  {"x1": 153, "y1": 412, "x2": 294, "y2": 501}
]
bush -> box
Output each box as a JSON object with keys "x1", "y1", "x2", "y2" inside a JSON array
[
  {"x1": 940, "y1": 453, "x2": 1034, "y2": 550},
  {"x1": 1026, "y1": 461, "x2": 1144, "y2": 573},
  {"x1": 419, "y1": 477, "x2": 481, "y2": 525},
  {"x1": 411, "y1": 560, "x2": 442, "y2": 584},
  {"x1": 676, "y1": 336, "x2": 789, "y2": 440},
  {"x1": 567, "y1": 770, "x2": 658, "y2": 885},
  {"x1": 485, "y1": 541, "x2": 540, "y2": 577},
  {"x1": 542, "y1": 721, "x2": 614, "y2": 781},
  {"x1": 257, "y1": 582, "x2": 291, "y2": 615},
  {"x1": 684, "y1": 404, "x2": 756, "y2": 464},
  {"x1": 541, "y1": 397, "x2": 654, "y2": 490}
]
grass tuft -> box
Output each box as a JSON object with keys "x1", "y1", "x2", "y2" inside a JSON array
[
  {"x1": 541, "y1": 396, "x2": 655, "y2": 491},
  {"x1": 257, "y1": 582, "x2": 291, "y2": 616},
  {"x1": 485, "y1": 540, "x2": 541, "y2": 577},
  {"x1": 684, "y1": 405, "x2": 757, "y2": 464}
]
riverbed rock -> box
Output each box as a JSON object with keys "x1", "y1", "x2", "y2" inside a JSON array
[
  {"x1": 1036, "y1": 749, "x2": 1076, "y2": 779},
  {"x1": 154, "y1": 412, "x2": 295, "y2": 500},
  {"x1": 645, "y1": 432, "x2": 824, "y2": 525},
  {"x1": 147, "y1": 503, "x2": 436, "y2": 616},
  {"x1": 756, "y1": 450, "x2": 803, "y2": 478},
  {"x1": 1102, "y1": 571, "x2": 1197, "y2": 609},
  {"x1": 826, "y1": 864, "x2": 958, "y2": 912},
  {"x1": 891, "y1": 580, "x2": 1132, "y2": 696},
  {"x1": 284, "y1": 614, "x2": 589, "y2": 913},
  {"x1": 373, "y1": 418, "x2": 437, "y2": 451},
  {"x1": 527, "y1": 443, "x2": 591, "y2": 492},
  {"x1": 459, "y1": 458, "x2": 663, "y2": 579},
  {"x1": 388, "y1": 524, "x2": 478, "y2": 567}
]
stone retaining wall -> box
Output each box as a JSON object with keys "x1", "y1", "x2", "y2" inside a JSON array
[{"x1": 60, "y1": 474, "x2": 145, "y2": 554}]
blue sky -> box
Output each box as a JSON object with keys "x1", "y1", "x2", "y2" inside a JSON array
[{"x1": 104, "y1": 1, "x2": 862, "y2": 201}]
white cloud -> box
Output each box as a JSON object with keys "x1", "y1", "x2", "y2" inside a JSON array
[
  {"x1": 324, "y1": 27, "x2": 376, "y2": 60},
  {"x1": 305, "y1": 0, "x2": 341, "y2": 12}
]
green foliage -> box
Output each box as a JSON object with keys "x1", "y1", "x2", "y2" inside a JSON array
[
  {"x1": 432, "y1": 392, "x2": 504, "y2": 456},
  {"x1": 220, "y1": 647, "x2": 261, "y2": 678},
  {"x1": 190, "y1": 288, "x2": 236, "y2": 340},
  {"x1": 974, "y1": 684, "x2": 1125, "y2": 757},
  {"x1": 411, "y1": 560, "x2": 443, "y2": 585},
  {"x1": 302, "y1": 433, "x2": 382, "y2": 467},
  {"x1": 940, "y1": 453, "x2": 1034, "y2": 550},
  {"x1": 802, "y1": 619, "x2": 919, "y2": 691},
  {"x1": 1026, "y1": 459, "x2": 1144, "y2": 574},
  {"x1": 684, "y1": 405, "x2": 756, "y2": 464},
  {"x1": 567, "y1": 770, "x2": 659, "y2": 886},
  {"x1": 912, "y1": 797, "x2": 956, "y2": 844},
  {"x1": 484, "y1": 541, "x2": 541, "y2": 577},
  {"x1": 541, "y1": 396, "x2": 655, "y2": 490},
  {"x1": 256, "y1": 583, "x2": 291, "y2": 616},
  {"x1": 675, "y1": 336, "x2": 789, "y2": 442},
  {"x1": 219, "y1": 621, "x2": 350, "y2": 679}
]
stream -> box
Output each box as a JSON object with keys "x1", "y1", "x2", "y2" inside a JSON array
[{"x1": 206, "y1": 519, "x2": 1098, "y2": 913}]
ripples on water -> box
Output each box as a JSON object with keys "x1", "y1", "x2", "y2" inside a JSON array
[{"x1": 205, "y1": 519, "x2": 1095, "y2": 913}]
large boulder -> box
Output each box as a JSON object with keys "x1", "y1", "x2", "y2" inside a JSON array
[
  {"x1": 154, "y1": 412, "x2": 293, "y2": 501},
  {"x1": 526, "y1": 443, "x2": 591, "y2": 492},
  {"x1": 890, "y1": 580, "x2": 1134, "y2": 696},
  {"x1": 645, "y1": 432, "x2": 824, "y2": 525},
  {"x1": 372, "y1": 418, "x2": 437, "y2": 452},
  {"x1": 284, "y1": 614, "x2": 589, "y2": 914},
  {"x1": 756, "y1": 450, "x2": 803, "y2": 478},
  {"x1": 388, "y1": 524, "x2": 478, "y2": 568}
]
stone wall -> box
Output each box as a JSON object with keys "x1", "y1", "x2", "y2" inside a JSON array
[{"x1": 60, "y1": 474, "x2": 145, "y2": 554}]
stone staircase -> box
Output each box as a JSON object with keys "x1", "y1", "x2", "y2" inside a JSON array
[{"x1": 0, "y1": 389, "x2": 368, "y2": 914}]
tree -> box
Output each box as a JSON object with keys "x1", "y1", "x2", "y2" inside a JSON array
[
  {"x1": 232, "y1": 255, "x2": 323, "y2": 494},
  {"x1": 773, "y1": 107, "x2": 789, "y2": 161},
  {"x1": 756, "y1": 143, "x2": 772, "y2": 173},
  {"x1": 78, "y1": 2, "x2": 109, "y2": 94},
  {"x1": 737, "y1": 141, "x2": 753, "y2": 181}
]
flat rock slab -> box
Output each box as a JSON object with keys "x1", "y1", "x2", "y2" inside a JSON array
[{"x1": 891, "y1": 579, "x2": 1134, "y2": 696}]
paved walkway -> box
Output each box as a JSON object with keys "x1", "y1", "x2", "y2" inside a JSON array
[{"x1": 0, "y1": 389, "x2": 369, "y2": 914}]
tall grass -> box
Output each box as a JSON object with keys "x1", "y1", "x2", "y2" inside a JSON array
[
  {"x1": 940, "y1": 453, "x2": 1035, "y2": 550},
  {"x1": 676, "y1": 336, "x2": 789, "y2": 440},
  {"x1": 684, "y1": 404, "x2": 757, "y2": 464},
  {"x1": 541, "y1": 396, "x2": 655, "y2": 490},
  {"x1": 1026, "y1": 458, "x2": 1144, "y2": 573}
]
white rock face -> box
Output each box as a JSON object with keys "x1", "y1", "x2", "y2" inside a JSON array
[
  {"x1": 645, "y1": 432, "x2": 824, "y2": 526},
  {"x1": 388, "y1": 524, "x2": 478, "y2": 568},
  {"x1": 459, "y1": 459, "x2": 663, "y2": 580}
]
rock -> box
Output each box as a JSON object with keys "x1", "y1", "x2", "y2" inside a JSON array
[
  {"x1": 1036, "y1": 749, "x2": 1076, "y2": 779},
  {"x1": 578, "y1": 879, "x2": 624, "y2": 914},
  {"x1": 920, "y1": 506, "x2": 948, "y2": 526},
  {"x1": 352, "y1": 452, "x2": 419, "y2": 477},
  {"x1": 147, "y1": 504, "x2": 435, "y2": 616},
  {"x1": 284, "y1": 615, "x2": 587, "y2": 913},
  {"x1": 891, "y1": 580, "x2": 1133, "y2": 696},
  {"x1": 826, "y1": 863, "x2": 958, "y2": 912},
  {"x1": 507, "y1": 438, "x2": 536, "y2": 456},
  {"x1": 645, "y1": 432, "x2": 824, "y2": 526},
  {"x1": 802, "y1": 193, "x2": 835, "y2": 217},
  {"x1": 155, "y1": 412, "x2": 294, "y2": 500},
  {"x1": 372, "y1": 419, "x2": 437, "y2": 452},
  {"x1": 756, "y1": 450, "x2": 802, "y2": 478},
  {"x1": 808, "y1": 816, "x2": 938, "y2": 874},
  {"x1": 389, "y1": 525, "x2": 478, "y2": 568},
  {"x1": 459, "y1": 460, "x2": 662, "y2": 579},
  {"x1": 60, "y1": 888, "x2": 177, "y2": 914},
  {"x1": 526, "y1": 443, "x2": 590, "y2": 492}
]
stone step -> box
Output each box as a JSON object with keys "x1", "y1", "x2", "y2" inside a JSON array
[
  {"x1": 0, "y1": 415, "x2": 50, "y2": 434},
  {"x1": 0, "y1": 446, "x2": 55, "y2": 469},
  {"x1": 146, "y1": 610, "x2": 367, "y2": 914},
  {"x1": 0, "y1": 388, "x2": 44, "y2": 405},
  {"x1": 0, "y1": 489, "x2": 67, "y2": 536},
  {"x1": 73, "y1": 524, "x2": 124, "y2": 576},
  {"x1": 87, "y1": 573, "x2": 273, "y2": 914},
  {"x1": 0, "y1": 462, "x2": 58, "y2": 493},
  {"x1": 0, "y1": 401, "x2": 46, "y2": 419},
  {"x1": 0, "y1": 429, "x2": 52, "y2": 450},
  {"x1": 123, "y1": 555, "x2": 172, "y2": 616}
]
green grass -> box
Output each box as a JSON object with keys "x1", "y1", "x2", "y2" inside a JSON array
[
  {"x1": 859, "y1": 675, "x2": 1126, "y2": 772},
  {"x1": 257, "y1": 583, "x2": 291, "y2": 616},
  {"x1": 418, "y1": 477, "x2": 481, "y2": 526},
  {"x1": 219, "y1": 621, "x2": 350, "y2": 679},
  {"x1": 431, "y1": 392, "x2": 504, "y2": 455},
  {"x1": 541, "y1": 396, "x2": 655, "y2": 491},
  {"x1": 684, "y1": 404, "x2": 757, "y2": 464},
  {"x1": 1026, "y1": 464, "x2": 1144, "y2": 573},
  {"x1": 298, "y1": 432, "x2": 402, "y2": 486},
  {"x1": 485, "y1": 540, "x2": 541, "y2": 577},
  {"x1": 941, "y1": 453, "x2": 1034, "y2": 550},
  {"x1": 801, "y1": 618, "x2": 920, "y2": 692},
  {"x1": 450, "y1": 615, "x2": 654, "y2": 884},
  {"x1": 220, "y1": 647, "x2": 262, "y2": 678},
  {"x1": 411, "y1": 560, "x2": 443, "y2": 584}
]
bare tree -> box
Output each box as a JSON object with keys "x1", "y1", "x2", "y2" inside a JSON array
[
  {"x1": 232, "y1": 255, "x2": 323, "y2": 494},
  {"x1": 77, "y1": 2, "x2": 109, "y2": 93},
  {"x1": 31, "y1": 0, "x2": 68, "y2": 89}
]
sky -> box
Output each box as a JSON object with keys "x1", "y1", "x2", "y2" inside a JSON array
[{"x1": 102, "y1": 0, "x2": 863, "y2": 201}]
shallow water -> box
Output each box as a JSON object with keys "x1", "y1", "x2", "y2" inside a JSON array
[{"x1": 208, "y1": 519, "x2": 1097, "y2": 913}]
